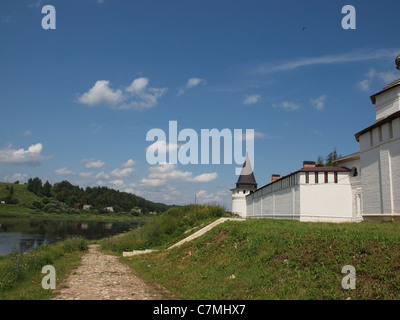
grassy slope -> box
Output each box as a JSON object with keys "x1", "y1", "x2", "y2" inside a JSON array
[
  {"x1": 125, "y1": 219, "x2": 400, "y2": 300},
  {"x1": 100, "y1": 204, "x2": 230, "y2": 252},
  {"x1": 0, "y1": 182, "x2": 41, "y2": 208}
]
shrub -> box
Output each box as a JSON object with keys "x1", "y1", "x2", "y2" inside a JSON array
[{"x1": 0, "y1": 237, "x2": 87, "y2": 293}]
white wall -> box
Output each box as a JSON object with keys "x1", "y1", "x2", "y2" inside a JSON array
[
  {"x1": 245, "y1": 171, "x2": 354, "y2": 222},
  {"x1": 232, "y1": 189, "x2": 249, "y2": 218},
  {"x1": 246, "y1": 173, "x2": 300, "y2": 220},
  {"x1": 359, "y1": 117, "x2": 400, "y2": 220},
  {"x1": 374, "y1": 88, "x2": 400, "y2": 121},
  {"x1": 299, "y1": 172, "x2": 353, "y2": 222}
]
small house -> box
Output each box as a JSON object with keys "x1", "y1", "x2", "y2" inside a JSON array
[{"x1": 73, "y1": 203, "x2": 84, "y2": 210}]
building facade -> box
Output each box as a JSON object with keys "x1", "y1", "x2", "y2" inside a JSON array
[
  {"x1": 232, "y1": 55, "x2": 400, "y2": 223},
  {"x1": 354, "y1": 79, "x2": 400, "y2": 221},
  {"x1": 244, "y1": 161, "x2": 356, "y2": 222}
]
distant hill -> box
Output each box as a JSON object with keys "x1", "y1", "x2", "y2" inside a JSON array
[{"x1": 0, "y1": 179, "x2": 175, "y2": 215}]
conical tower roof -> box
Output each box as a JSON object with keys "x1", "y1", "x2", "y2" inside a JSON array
[{"x1": 236, "y1": 154, "x2": 257, "y2": 190}]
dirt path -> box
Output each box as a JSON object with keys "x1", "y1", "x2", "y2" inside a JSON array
[{"x1": 52, "y1": 244, "x2": 174, "y2": 300}]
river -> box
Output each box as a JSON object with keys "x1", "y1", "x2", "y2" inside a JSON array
[{"x1": 0, "y1": 216, "x2": 145, "y2": 256}]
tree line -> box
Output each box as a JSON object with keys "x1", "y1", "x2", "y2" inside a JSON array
[{"x1": 26, "y1": 177, "x2": 172, "y2": 214}]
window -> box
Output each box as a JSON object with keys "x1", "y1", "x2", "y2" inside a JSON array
[
  {"x1": 388, "y1": 121, "x2": 393, "y2": 139},
  {"x1": 378, "y1": 126, "x2": 382, "y2": 142},
  {"x1": 334, "y1": 172, "x2": 338, "y2": 183},
  {"x1": 369, "y1": 131, "x2": 373, "y2": 146},
  {"x1": 352, "y1": 167, "x2": 358, "y2": 177},
  {"x1": 324, "y1": 172, "x2": 328, "y2": 183},
  {"x1": 305, "y1": 172, "x2": 309, "y2": 184},
  {"x1": 315, "y1": 172, "x2": 319, "y2": 183}
]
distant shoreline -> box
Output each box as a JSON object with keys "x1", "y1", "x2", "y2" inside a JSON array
[{"x1": 0, "y1": 206, "x2": 154, "y2": 222}]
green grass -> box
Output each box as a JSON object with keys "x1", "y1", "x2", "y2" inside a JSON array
[
  {"x1": 0, "y1": 237, "x2": 88, "y2": 300},
  {"x1": 124, "y1": 219, "x2": 400, "y2": 300},
  {"x1": 100, "y1": 204, "x2": 232, "y2": 252},
  {"x1": 0, "y1": 182, "x2": 42, "y2": 209}
]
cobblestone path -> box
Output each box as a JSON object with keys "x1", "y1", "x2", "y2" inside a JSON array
[{"x1": 52, "y1": 244, "x2": 173, "y2": 300}]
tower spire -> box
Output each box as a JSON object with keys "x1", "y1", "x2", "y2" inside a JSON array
[{"x1": 236, "y1": 153, "x2": 257, "y2": 190}]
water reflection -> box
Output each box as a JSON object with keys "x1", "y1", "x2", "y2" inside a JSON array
[{"x1": 0, "y1": 217, "x2": 144, "y2": 256}]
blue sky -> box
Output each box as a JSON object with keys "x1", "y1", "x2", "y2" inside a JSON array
[{"x1": 1, "y1": 0, "x2": 399, "y2": 208}]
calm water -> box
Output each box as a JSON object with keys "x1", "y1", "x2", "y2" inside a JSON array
[{"x1": 0, "y1": 217, "x2": 144, "y2": 256}]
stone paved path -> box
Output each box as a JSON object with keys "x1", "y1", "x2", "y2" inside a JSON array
[{"x1": 52, "y1": 244, "x2": 173, "y2": 300}]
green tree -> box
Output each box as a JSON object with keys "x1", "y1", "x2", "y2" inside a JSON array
[
  {"x1": 27, "y1": 177, "x2": 43, "y2": 196},
  {"x1": 317, "y1": 147, "x2": 341, "y2": 167},
  {"x1": 5, "y1": 194, "x2": 18, "y2": 205},
  {"x1": 43, "y1": 180, "x2": 52, "y2": 197}
]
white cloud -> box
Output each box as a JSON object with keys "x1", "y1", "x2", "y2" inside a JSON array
[
  {"x1": 311, "y1": 129, "x2": 323, "y2": 136},
  {"x1": 110, "y1": 167, "x2": 135, "y2": 178},
  {"x1": 110, "y1": 179, "x2": 124, "y2": 186},
  {"x1": 187, "y1": 78, "x2": 205, "y2": 88},
  {"x1": 145, "y1": 140, "x2": 181, "y2": 155},
  {"x1": 95, "y1": 180, "x2": 107, "y2": 186},
  {"x1": 195, "y1": 189, "x2": 230, "y2": 204},
  {"x1": 121, "y1": 159, "x2": 136, "y2": 168},
  {"x1": 178, "y1": 77, "x2": 205, "y2": 96},
  {"x1": 78, "y1": 171, "x2": 93, "y2": 178},
  {"x1": 126, "y1": 77, "x2": 149, "y2": 94},
  {"x1": 4, "y1": 173, "x2": 29, "y2": 183},
  {"x1": 0, "y1": 143, "x2": 51, "y2": 166},
  {"x1": 191, "y1": 173, "x2": 218, "y2": 183},
  {"x1": 122, "y1": 77, "x2": 167, "y2": 110},
  {"x1": 139, "y1": 178, "x2": 166, "y2": 187},
  {"x1": 95, "y1": 171, "x2": 110, "y2": 179},
  {"x1": 78, "y1": 80, "x2": 124, "y2": 107},
  {"x1": 256, "y1": 48, "x2": 396, "y2": 74},
  {"x1": 55, "y1": 167, "x2": 76, "y2": 175},
  {"x1": 141, "y1": 163, "x2": 218, "y2": 187},
  {"x1": 28, "y1": 0, "x2": 43, "y2": 8},
  {"x1": 357, "y1": 79, "x2": 371, "y2": 92},
  {"x1": 310, "y1": 95, "x2": 327, "y2": 111},
  {"x1": 126, "y1": 184, "x2": 184, "y2": 204},
  {"x1": 20, "y1": 130, "x2": 32, "y2": 136},
  {"x1": 243, "y1": 94, "x2": 261, "y2": 105},
  {"x1": 273, "y1": 101, "x2": 300, "y2": 111},
  {"x1": 81, "y1": 158, "x2": 105, "y2": 169},
  {"x1": 78, "y1": 77, "x2": 167, "y2": 110},
  {"x1": 240, "y1": 131, "x2": 265, "y2": 141},
  {"x1": 357, "y1": 68, "x2": 399, "y2": 92}
]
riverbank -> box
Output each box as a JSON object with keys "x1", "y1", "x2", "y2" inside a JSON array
[
  {"x1": 0, "y1": 237, "x2": 88, "y2": 299},
  {"x1": 0, "y1": 205, "x2": 154, "y2": 222}
]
